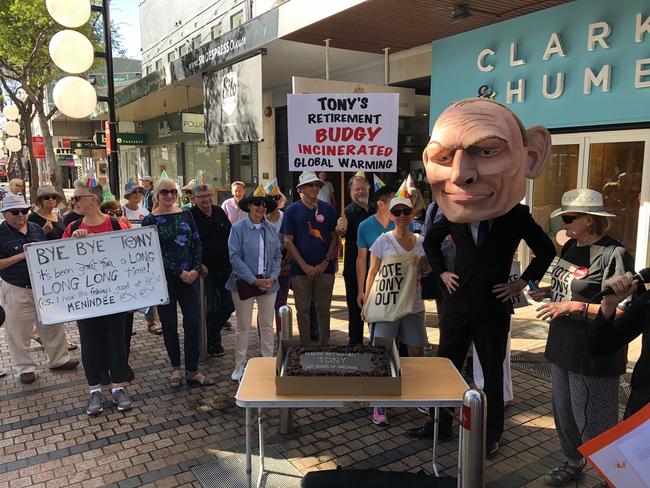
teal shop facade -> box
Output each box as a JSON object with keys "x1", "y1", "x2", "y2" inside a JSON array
[{"x1": 430, "y1": 0, "x2": 650, "y2": 269}]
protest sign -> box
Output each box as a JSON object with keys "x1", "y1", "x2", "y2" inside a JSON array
[
  {"x1": 24, "y1": 226, "x2": 169, "y2": 325},
  {"x1": 288, "y1": 93, "x2": 398, "y2": 172}
]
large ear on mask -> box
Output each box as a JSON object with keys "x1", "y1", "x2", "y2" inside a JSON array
[{"x1": 525, "y1": 125, "x2": 551, "y2": 179}]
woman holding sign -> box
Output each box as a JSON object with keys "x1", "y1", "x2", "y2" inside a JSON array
[
  {"x1": 362, "y1": 191, "x2": 431, "y2": 426},
  {"x1": 142, "y1": 179, "x2": 215, "y2": 388},
  {"x1": 62, "y1": 181, "x2": 133, "y2": 416}
]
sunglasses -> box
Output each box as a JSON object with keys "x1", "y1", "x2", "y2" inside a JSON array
[
  {"x1": 7, "y1": 209, "x2": 30, "y2": 216},
  {"x1": 159, "y1": 189, "x2": 178, "y2": 197},
  {"x1": 390, "y1": 207, "x2": 413, "y2": 217},
  {"x1": 129, "y1": 190, "x2": 143, "y2": 195},
  {"x1": 41, "y1": 195, "x2": 58, "y2": 201},
  {"x1": 70, "y1": 195, "x2": 94, "y2": 203},
  {"x1": 270, "y1": 195, "x2": 282, "y2": 201},
  {"x1": 251, "y1": 200, "x2": 268, "y2": 208},
  {"x1": 302, "y1": 182, "x2": 321, "y2": 188},
  {"x1": 107, "y1": 209, "x2": 123, "y2": 217},
  {"x1": 561, "y1": 214, "x2": 582, "y2": 224}
]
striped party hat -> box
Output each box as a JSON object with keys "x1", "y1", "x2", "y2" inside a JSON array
[
  {"x1": 406, "y1": 174, "x2": 416, "y2": 196},
  {"x1": 265, "y1": 178, "x2": 280, "y2": 195},
  {"x1": 195, "y1": 175, "x2": 207, "y2": 187},
  {"x1": 394, "y1": 178, "x2": 410, "y2": 199},
  {"x1": 84, "y1": 172, "x2": 98, "y2": 188},
  {"x1": 127, "y1": 176, "x2": 137, "y2": 185},
  {"x1": 160, "y1": 170, "x2": 169, "y2": 180},
  {"x1": 373, "y1": 174, "x2": 386, "y2": 192}
]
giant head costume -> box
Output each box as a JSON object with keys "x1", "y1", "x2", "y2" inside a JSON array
[{"x1": 422, "y1": 98, "x2": 551, "y2": 223}]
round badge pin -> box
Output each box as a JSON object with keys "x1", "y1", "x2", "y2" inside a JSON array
[{"x1": 316, "y1": 214, "x2": 324, "y2": 223}]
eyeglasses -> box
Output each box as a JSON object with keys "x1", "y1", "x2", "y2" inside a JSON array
[
  {"x1": 7, "y1": 209, "x2": 30, "y2": 216},
  {"x1": 561, "y1": 214, "x2": 583, "y2": 224},
  {"x1": 70, "y1": 195, "x2": 94, "y2": 203},
  {"x1": 270, "y1": 195, "x2": 282, "y2": 201},
  {"x1": 390, "y1": 207, "x2": 413, "y2": 217},
  {"x1": 41, "y1": 195, "x2": 58, "y2": 201},
  {"x1": 159, "y1": 189, "x2": 178, "y2": 197}
]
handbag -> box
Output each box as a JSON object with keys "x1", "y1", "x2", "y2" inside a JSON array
[{"x1": 236, "y1": 278, "x2": 265, "y2": 300}]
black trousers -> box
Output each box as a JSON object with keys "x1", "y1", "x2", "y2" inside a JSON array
[
  {"x1": 344, "y1": 273, "x2": 364, "y2": 345},
  {"x1": 77, "y1": 313, "x2": 130, "y2": 386},
  {"x1": 204, "y1": 268, "x2": 235, "y2": 348},
  {"x1": 436, "y1": 307, "x2": 509, "y2": 445},
  {"x1": 157, "y1": 273, "x2": 200, "y2": 373}
]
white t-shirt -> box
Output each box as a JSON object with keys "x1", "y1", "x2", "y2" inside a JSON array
[
  {"x1": 122, "y1": 205, "x2": 150, "y2": 228},
  {"x1": 318, "y1": 181, "x2": 335, "y2": 203},
  {"x1": 253, "y1": 223, "x2": 265, "y2": 275},
  {"x1": 266, "y1": 210, "x2": 283, "y2": 235},
  {"x1": 370, "y1": 232, "x2": 425, "y2": 258}
]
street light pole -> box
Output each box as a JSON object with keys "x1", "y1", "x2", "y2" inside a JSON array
[{"x1": 92, "y1": 0, "x2": 120, "y2": 198}]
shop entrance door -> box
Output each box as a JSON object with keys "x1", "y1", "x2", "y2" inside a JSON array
[{"x1": 527, "y1": 130, "x2": 650, "y2": 271}]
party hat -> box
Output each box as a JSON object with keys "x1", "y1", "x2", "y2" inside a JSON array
[
  {"x1": 160, "y1": 169, "x2": 169, "y2": 180},
  {"x1": 127, "y1": 176, "x2": 137, "y2": 185},
  {"x1": 265, "y1": 178, "x2": 280, "y2": 195},
  {"x1": 83, "y1": 171, "x2": 98, "y2": 188},
  {"x1": 394, "y1": 179, "x2": 410, "y2": 199},
  {"x1": 195, "y1": 175, "x2": 207, "y2": 187},
  {"x1": 405, "y1": 174, "x2": 416, "y2": 196},
  {"x1": 102, "y1": 185, "x2": 115, "y2": 203},
  {"x1": 354, "y1": 171, "x2": 366, "y2": 178},
  {"x1": 373, "y1": 174, "x2": 386, "y2": 192},
  {"x1": 253, "y1": 184, "x2": 267, "y2": 198}
]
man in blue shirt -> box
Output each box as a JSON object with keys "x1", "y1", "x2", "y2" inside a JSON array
[{"x1": 282, "y1": 172, "x2": 338, "y2": 345}]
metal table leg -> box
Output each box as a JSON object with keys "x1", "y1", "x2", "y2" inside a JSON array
[
  {"x1": 246, "y1": 407, "x2": 252, "y2": 488},
  {"x1": 432, "y1": 406, "x2": 440, "y2": 477},
  {"x1": 257, "y1": 408, "x2": 265, "y2": 488}
]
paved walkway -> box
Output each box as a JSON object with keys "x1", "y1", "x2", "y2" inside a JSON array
[{"x1": 0, "y1": 273, "x2": 639, "y2": 488}]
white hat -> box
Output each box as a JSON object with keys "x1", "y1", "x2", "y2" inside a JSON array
[
  {"x1": 389, "y1": 196, "x2": 413, "y2": 210},
  {"x1": 550, "y1": 189, "x2": 615, "y2": 218},
  {"x1": 140, "y1": 175, "x2": 153, "y2": 182},
  {"x1": 1, "y1": 193, "x2": 31, "y2": 212},
  {"x1": 297, "y1": 171, "x2": 323, "y2": 189}
]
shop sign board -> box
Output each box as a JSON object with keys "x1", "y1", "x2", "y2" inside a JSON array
[
  {"x1": 31, "y1": 137, "x2": 45, "y2": 159},
  {"x1": 287, "y1": 93, "x2": 399, "y2": 173},
  {"x1": 293, "y1": 76, "x2": 416, "y2": 117},
  {"x1": 430, "y1": 0, "x2": 650, "y2": 128},
  {"x1": 71, "y1": 140, "x2": 97, "y2": 150},
  {"x1": 203, "y1": 54, "x2": 263, "y2": 145},
  {"x1": 93, "y1": 132, "x2": 147, "y2": 146},
  {"x1": 181, "y1": 113, "x2": 205, "y2": 134}
]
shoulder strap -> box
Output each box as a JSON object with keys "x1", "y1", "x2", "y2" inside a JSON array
[
  {"x1": 109, "y1": 217, "x2": 121, "y2": 231},
  {"x1": 71, "y1": 218, "x2": 83, "y2": 233}
]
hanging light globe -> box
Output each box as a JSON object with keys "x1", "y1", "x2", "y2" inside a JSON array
[
  {"x1": 49, "y1": 30, "x2": 94, "y2": 74},
  {"x1": 2, "y1": 105, "x2": 19, "y2": 120},
  {"x1": 46, "y1": 0, "x2": 91, "y2": 28},
  {"x1": 4, "y1": 121, "x2": 20, "y2": 137},
  {"x1": 53, "y1": 76, "x2": 97, "y2": 118},
  {"x1": 5, "y1": 137, "x2": 22, "y2": 153}
]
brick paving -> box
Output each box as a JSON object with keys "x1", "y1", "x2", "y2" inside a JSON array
[{"x1": 0, "y1": 273, "x2": 640, "y2": 487}]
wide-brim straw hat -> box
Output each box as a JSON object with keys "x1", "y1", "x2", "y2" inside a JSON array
[
  {"x1": 550, "y1": 188, "x2": 616, "y2": 218},
  {"x1": 238, "y1": 184, "x2": 278, "y2": 213},
  {"x1": 35, "y1": 184, "x2": 63, "y2": 203}
]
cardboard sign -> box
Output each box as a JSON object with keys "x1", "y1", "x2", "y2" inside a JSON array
[
  {"x1": 24, "y1": 227, "x2": 169, "y2": 325},
  {"x1": 288, "y1": 93, "x2": 399, "y2": 172},
  {"x1": 510, "y1": 261, "x2": 529, "y2": 309}
]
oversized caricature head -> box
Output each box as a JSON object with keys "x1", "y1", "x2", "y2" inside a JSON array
[{"x1": 422, "y1": 98, "x2": 551, "y2": 223}]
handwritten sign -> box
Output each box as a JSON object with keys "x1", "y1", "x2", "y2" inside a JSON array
[
  {"x1": 288, "y1": 93, "x2": 399, "y2": 172},
  {"x1": 24, "y1": 227, "x2": 169, "y2": 325}
]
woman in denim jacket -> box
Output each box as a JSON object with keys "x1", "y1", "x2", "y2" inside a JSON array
[{"x1": 226, "y1": 185, "x2": 281, "y2": 382}]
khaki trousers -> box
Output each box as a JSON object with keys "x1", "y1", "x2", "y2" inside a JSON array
[
  {"x1": 291, "y1": 274, "x2": 335, "y2": 345},
  {"x1": 0, "y1": 281, "x2": 70, "y2": 375},
  {"x1": 232, "y1": 292, "x2": 277, "y2": 368}
]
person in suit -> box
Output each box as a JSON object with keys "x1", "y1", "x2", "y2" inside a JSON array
[{"x1": 412, "y1": 97, "x2": 556, "y2": 457}]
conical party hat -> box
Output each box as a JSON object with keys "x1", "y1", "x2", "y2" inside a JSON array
[
  {"x1": 265, "y1": 178, "x2": 280, "y2": 195},
  {"x1": 373, "y1": 174, "x2": 386, "y2": 192},
  {"x1": 159, "y1": 170, "x2": 169, "y2": 180},
  {"x1": 354, "y1": 171, "x2": 366, "y2": 178},
  {"x1": 195, "y1": 175, "x2": 207, "y2": 187},
  {"x1": 252, "y1": 184, "x2": 267, "y2": 197},
  {"x1": 394, "y1": 178, "x2": 410, "y2": 199},
  {"x1": 102, "y1": 185, "x2": 115, "y2": 203},
  {"x1": 83, "y1": 170, "x2": 99, "y2": 188},
  {"x1": 127, "y1": 176, "x2": 137, "y2": 185},
  {"x1": 406, "y1": 174, "x2": 416, "y2": 196}
]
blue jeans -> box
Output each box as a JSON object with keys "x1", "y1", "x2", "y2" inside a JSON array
[
  {"x1": 205, "y1": 268, "x2": 234, "y2": 348},
  {"x1": 158, "y1": 273, "x2": 200, "y2": 373}
]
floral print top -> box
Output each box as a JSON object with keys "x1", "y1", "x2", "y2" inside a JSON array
[{"x1": 142, "y1": 209, "x2": 202, "y2": 277}]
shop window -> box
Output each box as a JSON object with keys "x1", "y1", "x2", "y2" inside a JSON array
[
  {"x1": 184, "y1": 141, "x2": 229, "y2": 190},
  {"x1": 179, "y1": 44, "x2": 188, "y2": 57},
  {"x1": 150, "y1": 144, "x2": 178, "y2": 181},
  {"x1": 167, "y1": 51, "x2": 176, "y2": 63},
  {"x1": 211, "y1": 23, "x2": 222, "y2": 40},
  {"x1": 155, "y1": 59, "x2": 163, "y2": 72},
  {"x1": 192, "y1": 35, "x2": 201, "y2": 50},
  {"x1": 231, "y1": 10, "x2": 244, "y2": 29}
]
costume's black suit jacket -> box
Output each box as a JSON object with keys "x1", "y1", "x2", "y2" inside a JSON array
[{"x1": 424, "y1": 204, "x2": 556, "y2": 331}]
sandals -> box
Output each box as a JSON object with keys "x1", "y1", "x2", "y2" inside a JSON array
[
  {"x1": 148, "y1": 322, "x2": 163, "y2": 335},
  {"x1": 169, "y1": 370, "x2": 183, "y2": 388},
  {"x1": 186, "y1": 371, "x2": 216, "y2": 386},
  {"x1": 543, "y1": 461, "x2": 585, "y2": 486},
  {"x1": 33, "y1": 337, "x2": 78, "y2": 351}
]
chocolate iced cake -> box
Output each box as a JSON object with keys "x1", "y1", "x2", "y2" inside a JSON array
[{"x1": 283, "y1": 345, "x2": 391, "y2": 377}]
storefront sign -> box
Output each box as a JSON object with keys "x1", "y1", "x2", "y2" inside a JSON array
[
  {"x1": 31, "y1": 137, "x2": 45, "y2": 159},
  {"x1": 104, "y1": 121, "x2": 112, "y2": 155},
  {"x1": 430, "y1": 0, "x2": 650, "y2": 128},
  {"x1": 287, "y1": 93, "x2": 399, "y2": 172},
  {"x1": 203, "y1": 54, "x2": 263, "y2": 145},
  {"x1": 293, "y1": 77, "x2": 417, "y2": 117},
  {"x1": 71, "y1": 140, "x2": 97, "y2": 150},
  {"x1": 181, "y1": 113, "x2": 205, "y2": 134},
  {"x1": 94, "y1": 131, "x2": 147, "y2": 146}
]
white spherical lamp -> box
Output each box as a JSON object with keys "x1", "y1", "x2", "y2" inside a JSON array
[
  {"x1": 49, "y1": 30, "x2": 94, "y2": 74},
  {"x1": 3, "y1": 105, "x2": 19, "y2": 120},
  {"x1": 5, "y1": 137, "x2": 22, "y2": 153},
  {"x1": 46, "y1": 0, "x2": 91, "y2": 28},
  {"x1": 4, "y1": 121, "x2": 20, "y2": 137},
  {"x1": 53, "y1": 76, "x2": 97, "y2": 118}
]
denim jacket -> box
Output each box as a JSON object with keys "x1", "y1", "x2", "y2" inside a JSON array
[{"x1": 226, "y1": 217, "x2": 281, "y2": 295}]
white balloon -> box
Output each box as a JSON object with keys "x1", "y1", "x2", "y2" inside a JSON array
[
  {"x1": 53, "y1": 76, "x2": 97, "y2": 119},
  {"x1": 4, "y1": 121, "x2": 20, "y2": 137},
  {"x1": 5, "y1": 137, "x2": 22, "y2": 153},
  {"x1": 49, "y1": 30, "x2": 94, "y2": 74},
  {"x1": 3, "y1": 105, "x2": 19, "y2": 120},
  {"x1": 46, "y1": 0, "x2": 91, "y2": 28}
]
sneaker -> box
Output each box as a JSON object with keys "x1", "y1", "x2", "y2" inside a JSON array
[
  {"x1": 372, "y1": 407, "x2": 389, "y2": 426},
  {"x1": 112, "y1": 388, "x2": 133, "y2": 412},
  {"x1": 86, "y1": 391, "x2": 104, "y2": 416},
  {"x1": 208, "y1": 344, "x2": 225, "y2": 357},
  {"x1": 230, "y1": 363, "x2": 245, "y2": 382}
]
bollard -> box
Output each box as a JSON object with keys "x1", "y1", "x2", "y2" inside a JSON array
[
  {"x1": 198, "y1": 275, "x2": 208, "y2": 362},
  {"x1": 458, "y1": 388, "x2": 486, "y2": 488},
  {"x1": 279, "y1": 305, "x2": 294, "y2": 434}
]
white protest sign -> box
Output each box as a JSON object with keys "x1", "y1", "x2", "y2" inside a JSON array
[
  {"x1": 24, "y1": 226, "x2": 169, "y2": 325},
  {"x1": 288, "y1": 93, "x2": 398, "y2": 172}
]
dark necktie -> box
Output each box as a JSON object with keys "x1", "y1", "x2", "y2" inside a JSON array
[{"x1": 476, "y1": 220, "x2": 489, "y2": 247}]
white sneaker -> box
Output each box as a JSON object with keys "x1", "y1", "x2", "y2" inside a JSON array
[{"x1": 230, "y1": 363, "x2": 245, "y2": 382}]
